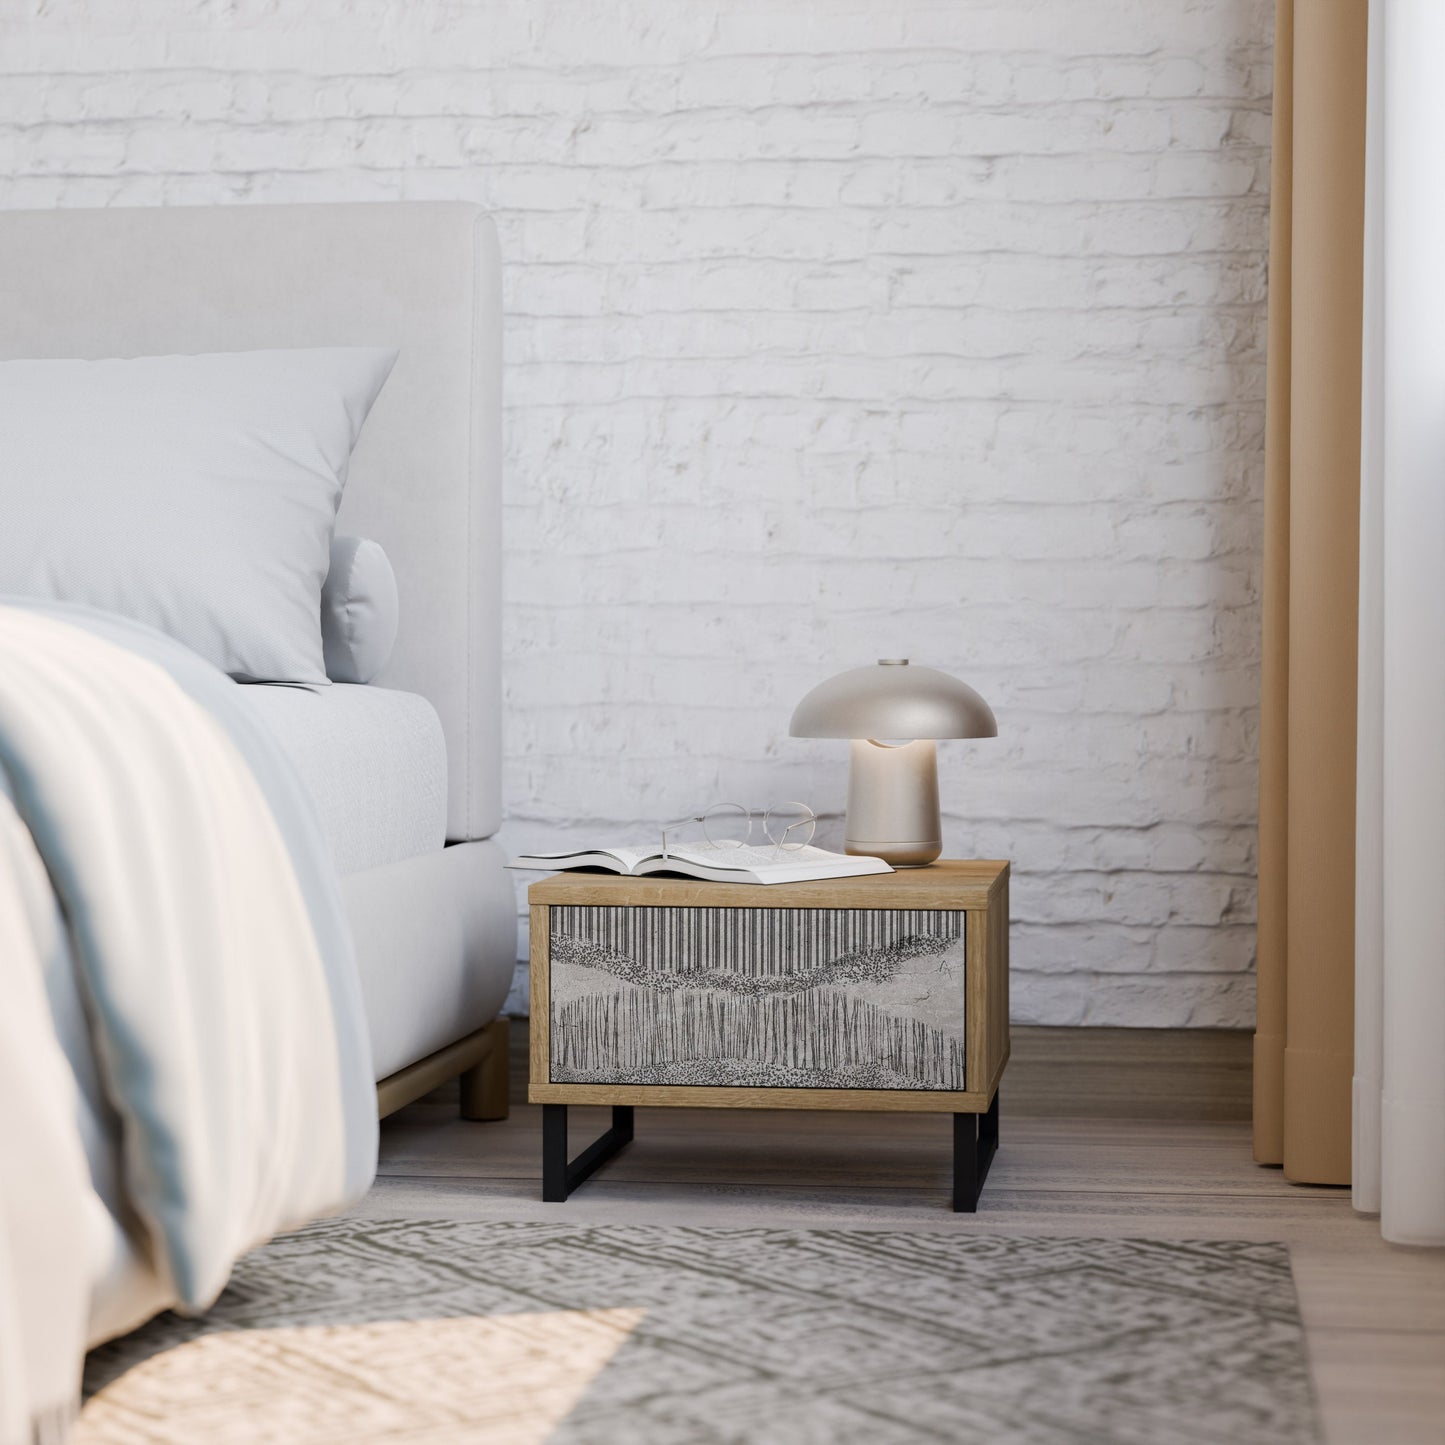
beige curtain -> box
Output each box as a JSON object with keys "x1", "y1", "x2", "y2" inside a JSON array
[{"x1": 1254, "y1": 0, "x2": 1368, "y2": 1185}]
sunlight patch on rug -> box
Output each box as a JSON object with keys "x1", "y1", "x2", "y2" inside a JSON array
[{"x1": 75, "y1": 1307, "x2": 644, "y2": 1445}]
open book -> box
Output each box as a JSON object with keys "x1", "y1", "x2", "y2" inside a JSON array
[{"x1": 507, "y1": 842, "x2": 894, "y2": 886}]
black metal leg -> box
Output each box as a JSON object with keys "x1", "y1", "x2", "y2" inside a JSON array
[
  {"x1": 542, "y1": 1103, "x2": 569, "y2": 1203},
  {"x1": 542, "y1": 1104, "x2": 635, "y2": 1203},
  {"x1": 953, "y1": 1090, "x2": 1000, "y2": 1213}
]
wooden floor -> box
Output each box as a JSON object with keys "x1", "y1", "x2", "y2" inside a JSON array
[{"x1": 367, "y1": 1032, "x2": 1445, "y2": 1445}]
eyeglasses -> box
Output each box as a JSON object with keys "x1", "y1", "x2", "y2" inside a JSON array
[{"x1": 661, "y1": 801, "x2": 818, "y2": 859}]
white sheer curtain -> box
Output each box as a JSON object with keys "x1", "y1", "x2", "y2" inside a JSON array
[{"x1": 1354, "y1": 0, "x2": 1445, "y2": 1246}]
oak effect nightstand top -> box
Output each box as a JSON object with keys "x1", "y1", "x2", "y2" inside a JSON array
[{"x1": 526, "y1": 858, "x2": 1009, "y2": 911}]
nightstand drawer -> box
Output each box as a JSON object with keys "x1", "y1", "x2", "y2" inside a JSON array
[{"x1": 548, "y1": 904, "x2": 967, "y2": 1091}]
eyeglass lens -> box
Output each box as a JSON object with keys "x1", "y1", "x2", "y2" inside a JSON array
[
  {"x1": 764, "y1": 801, "x2": 817, "y2": 850},
  {"x1": 702, "y1": 802, "x2": 752, "y2": 849}
]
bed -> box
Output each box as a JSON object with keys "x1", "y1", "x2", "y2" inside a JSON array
[
  {"x1": 0, "y1": 202, "x2": 515, "y2": 1438},
  {"x1": 0, "y1": 200, "x2": 516, "y2": 1106}
]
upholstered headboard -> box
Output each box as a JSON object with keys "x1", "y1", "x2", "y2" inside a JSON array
[{"x1": 0, "y1": 201, "x2": 501, "y2": 842}]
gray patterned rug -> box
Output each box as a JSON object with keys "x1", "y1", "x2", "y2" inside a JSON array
[{"x1": 79, "y1": 1222, "x2": 1320, "y2": 1445}]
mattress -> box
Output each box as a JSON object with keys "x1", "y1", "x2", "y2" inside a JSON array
[
  {"x1": 343, "y1": 839, "x2": 517, "y2": 1078},
  {"x1": 235, "y1": 682, "x2": 447, "y2": 875}
]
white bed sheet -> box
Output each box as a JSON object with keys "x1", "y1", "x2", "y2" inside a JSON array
[{"x1": 235, "y1": 683, "x2": 446, "y2": 876}]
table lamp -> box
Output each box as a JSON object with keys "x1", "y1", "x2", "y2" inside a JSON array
[{"x1": 789, "y1": 659, "x2": 997, "y2": 867}]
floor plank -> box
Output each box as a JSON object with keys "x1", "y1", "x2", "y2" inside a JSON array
[
  {"x1": 1307, "y1": 1331, "x2": 1445, "y2": 1445},
  {"x1": 1007, "y1": 1025, "x2": 1252, "y2": 1120}
]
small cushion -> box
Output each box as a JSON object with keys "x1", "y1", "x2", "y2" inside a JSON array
[
  {"x1": 321, "y1": 535, "x2": 399, "y2": 684},
  {"x1": 0, "y1": 347, "x2": 396, "y2": 683}
]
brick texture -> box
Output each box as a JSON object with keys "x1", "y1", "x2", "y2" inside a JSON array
[{"x1": 0, "y1": 0, "x2": 1273, "y2": 1025}]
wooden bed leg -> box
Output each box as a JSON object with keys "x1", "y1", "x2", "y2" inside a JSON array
[{"x1": 459, "y1": 1017, "x2": 510, "y2": 1121}]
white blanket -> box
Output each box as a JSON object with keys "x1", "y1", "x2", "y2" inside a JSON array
[{"x1": 0, "y1": 607, "x2": 375, "y2": 1442}]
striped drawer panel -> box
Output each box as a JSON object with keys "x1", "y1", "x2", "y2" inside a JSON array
[{"x1": 548, "y1": 904, "x2": 966, "y2": 1091}]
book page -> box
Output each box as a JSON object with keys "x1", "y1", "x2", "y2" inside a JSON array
[
  {"x1": 657, "y1": 843, "x2": 863, "y2": 875},
  {"x1": 514, "y1": 847, "x2": 650, "y2": 872}
]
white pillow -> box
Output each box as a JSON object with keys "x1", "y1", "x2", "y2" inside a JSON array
[
  {"x1": 321, "y1": 534, "x2": 399, "y2": 684},
  {"x1": 0, "y1": 347, "x2": 396, "y2": 683}
]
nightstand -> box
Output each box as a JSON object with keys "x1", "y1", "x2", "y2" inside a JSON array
[{"x1": 527, "y1": 860, "x2": 1009, "y2": 1211}]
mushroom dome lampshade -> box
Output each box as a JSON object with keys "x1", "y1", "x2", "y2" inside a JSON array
[{"x1": 789, "y1": 659, "x2": 997, "y2": 867}]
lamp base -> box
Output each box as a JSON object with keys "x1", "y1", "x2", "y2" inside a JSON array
[
  {"x1": 843, "y1": 739, "x2": 943, "y2": 868},
  {"x1": 844, "y1": 838, "x2": 942, "y2": 868}
]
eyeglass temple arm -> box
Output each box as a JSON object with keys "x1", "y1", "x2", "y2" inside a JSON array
[
  {"x1": 767, "y1": 814, "x2": 816, "y2": 854},
  {"x1": 661, "y1": 815, "x2": 706, "y2": 860}
]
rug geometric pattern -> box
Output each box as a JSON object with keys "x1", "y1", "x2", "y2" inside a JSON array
[{"x1": 82, "y1": 1222, "x2": 1321, "y2": 1444}]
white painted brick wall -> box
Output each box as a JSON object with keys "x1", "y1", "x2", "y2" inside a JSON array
[{"x1": 0, "y1": 0, "x2": 1273, "y2": 1027}]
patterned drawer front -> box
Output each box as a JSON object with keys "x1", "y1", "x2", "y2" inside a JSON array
[{"x1": 549, "y1": 905, "x2": 966, "y2": 1090}]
